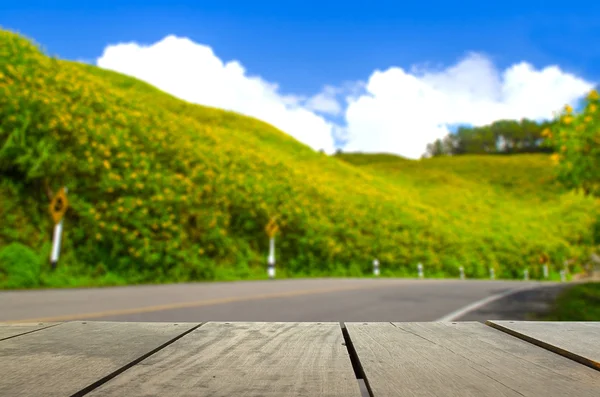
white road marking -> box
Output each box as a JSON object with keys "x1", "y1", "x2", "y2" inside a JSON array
[{"x1": 436, "y1": 285, "x2": 537, "y2": 322}]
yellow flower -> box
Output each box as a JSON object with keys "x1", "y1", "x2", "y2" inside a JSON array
[
  {"x1": 584, "y1": 116, "x2": 592, "y2": 123},
  {"x1": 118, "y1": 206, "x2": 124, "y2": 213},
  {"x1": 550, "y1": 153, "x2": 561, "y2": 164},
  {"x1": 96, "y1": 233, "x2": 102, "y2": 240},
  {"x1": 99, "y1": 222, "x2": 105, "y2": 229},
  {"x1": 112, "y1": 225, "x2": 118, "y2": 231},
  {"x1": 561, "y1": 145, "x2": 567, "y2": 152},
  {"x1": 588, "y1": 90, "x2": 599, "y2": 101},
  {"x1": 590, "y1": 104, "x2": 597, "y2": 113},
  {"x1": 562, "y1": 115, "x2": 574, "y2": 125},
  {"x1": 564, "y1": 105, "x2": 573, "y2": 114},
  {"x1": 103, "y1": 160, "x2": 110, "y2": 169}
]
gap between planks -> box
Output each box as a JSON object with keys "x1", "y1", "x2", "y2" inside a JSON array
[
  {"x1": 0, "y1": 322, "x2": 62, "y2": 341},
  {"x1": 340, "y1": 322, "x2": 373, "y2": 397},
  {"x1": 485, "y1": 320, "x2": 600, "y2": 372},
  {"x1": 71, "y1": 322, "x2": 205, "y2": 397}
]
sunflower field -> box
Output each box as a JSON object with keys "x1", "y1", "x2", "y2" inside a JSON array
[{"x1": 1, "y1": 29, "x2": 598, "y2": 289}]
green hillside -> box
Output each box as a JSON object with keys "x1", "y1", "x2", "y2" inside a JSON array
[{"x1": 1, "y1": 29, "x2": 598, "y2": 289}]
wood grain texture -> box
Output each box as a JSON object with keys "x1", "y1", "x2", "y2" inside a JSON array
[
  {"x1": 487, "y1": 320, "x2": 600, "y2": 371},
  {"x1": 396, "y1": 322, "x2": 600, "y2": 396},
  {"x1": 87, "y1": 322, "x2": 362, "y2": 397},
  {"x1": 0, "y1": 321, "x2": 200, "y2": 397},
  {"x1": 0, "y1": 322, "x2": 61, "y2": 341},
  {"x1": 346, "y1": 322, "x2": 600, "y2": 397}
]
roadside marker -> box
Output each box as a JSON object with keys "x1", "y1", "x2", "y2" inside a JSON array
[
  {"x1": 373, "y1": 259, "x2": 380, "y2": 276},
  {"x1": 265, "y1": 218, "x2": 278, "y2": 279},
  {"x1": 50, "y1": 187, "x2": 68, "y2": 269},
  {"x1": 459, "y1": 266, "x2": 465, "y2": 280},
  {"x1": 417, "y1": 263, "x2": 424, "y2": 279}
]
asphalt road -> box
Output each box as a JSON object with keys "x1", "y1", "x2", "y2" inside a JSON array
[{"x1": 0, "y1": 278, "x2": 567, "y2": 323}]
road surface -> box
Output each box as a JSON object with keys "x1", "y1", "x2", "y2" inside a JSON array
[{"x1": 0, "y1": 278, "x2": 567, "y2": 323}]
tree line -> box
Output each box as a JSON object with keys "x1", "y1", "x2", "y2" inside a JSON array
[{"x1": 425, "y1": 118, "x2": 555, "y2": 157}]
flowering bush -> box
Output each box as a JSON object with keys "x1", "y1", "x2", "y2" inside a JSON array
[{"x1": 543, "y1": 90, "x2": 600, "y2": 197}]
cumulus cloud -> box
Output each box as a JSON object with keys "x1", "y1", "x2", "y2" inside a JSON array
[
  {"x1": 343, "y1": 52, "x2": 594, "y2": 159},
  {"x1": 96, "y1": 35, "x2": 337, "y2": 153},
  {"x1": 96, "y1": 35, "x2": 594, "y2": 160},
  {"x1": 305, "y1": 86, "x2": 343, "y2": 115}
]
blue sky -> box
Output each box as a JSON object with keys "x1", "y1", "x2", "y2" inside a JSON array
[{"x1": 2, "y1": 1, "x2": 599, "y2": 157}]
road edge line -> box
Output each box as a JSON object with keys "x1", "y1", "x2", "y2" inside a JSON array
[{"x1": 435, "y1": 285, "x2": 539, "y2": 322}]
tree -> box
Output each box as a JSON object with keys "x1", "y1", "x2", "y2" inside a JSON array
[
  {"x1": 544, "y1": 89, "x2": 600, "y2": 196},
  {"x1": 426, "y1": 138, "x2": 445, "y2": 157}
]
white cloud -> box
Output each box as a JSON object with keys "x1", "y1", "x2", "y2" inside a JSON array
[
  {"x1": 96, "y1": 35, "x2": 337, "y2": 153},
  {"x1": 305, "y1": 86, "x2": 343, "y2": 115},
  {"x1": 343, "y1": 53, "x2": 594, "y2": 159},
  {"x1": 96, "y1": 36, "x2": 594, "y2": 160}
]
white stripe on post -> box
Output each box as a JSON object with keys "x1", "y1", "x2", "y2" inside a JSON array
[
  {"x1": 543, "y1": 264, "x2": 549, "y2": 279},
  {"x1": 417, "y1": 263, "x2": 424, "y2": 279},
  {"x1": 489, "y1": 267, "x2": 495, "y2": 280},
  {"x1": 459, "y1": 266, "x2": 465, "y2": 280},
  {"x1": 373, "y1": 259, "x2": 380, "y2": 277}
]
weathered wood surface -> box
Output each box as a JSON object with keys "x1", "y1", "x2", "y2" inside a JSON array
[
  {"x1": 2, "y1": 321, "x2": 599, "y2": 397},
  {"x1": 0, "y1": 322, "x2": 60, "y2": 341},
  {"x1": 487, "y1": 320, "x2": 600, "y2": 371},
  {"x1": 346, "y1": 322, "x2": 600, "y2": 397},
  {"x1": 0, "y1": 321, "x2": 200, "y2": 397},
  {"x1": 87, "y1": 322, "x2": 362, "y2": 397}
]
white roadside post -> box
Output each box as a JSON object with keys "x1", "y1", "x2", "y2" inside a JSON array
[
  {"x1": 543, "y1": 264, "x2": 549, "y2": 279},
  {"x1": 459, "y1": 266, "x2": 465, "y2": 280},
  {"x1": 560, "y1": 270, "x2": 566, "y2": 282},
  {"x1": 265, "y1": 218, "x2": 279, "y2": 280},
  {"x1": 267, "y1": 236, "x2": 276, "y2": 279},
  {"x1": 489, "y1": 267, "x2": 495, "y2": 280},
  {"x1": 373, "y1": 259, "x2": 380, "y2": 277},
  {"x1": 417, "y1": 263, "x2": 424, "y2": 279},
  {"x1": 524, "y1": 269, "x2": 529, "y2": 281},
  {"x1": 50, "y1": 187, "x2": 69, "y2": 270}
]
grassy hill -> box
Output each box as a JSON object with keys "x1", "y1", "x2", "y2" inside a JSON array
[{"x1": 1, "y1": 29, "x2": 598, "y2": 289}]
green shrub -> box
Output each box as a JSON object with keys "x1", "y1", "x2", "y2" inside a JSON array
[{"x1": 0, "y1": 242, "x2": 41, "y2": 288}]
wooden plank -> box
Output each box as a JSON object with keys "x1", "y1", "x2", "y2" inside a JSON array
[
  {"x1": 346, "y1": 322, "x2": 600, "y2": 397},
  {"x1": 0, "y1": 322, "x2": 61, "y2": 341},
  {"x1": 487, "y1": 320, "x2": 600, "y2": 371},
  {"x1": 86, "y1": 322, "x2": 362, "y2": 397},
  {"x1": 0, "y1": 321, "x2": 200, "y2": 397}
]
